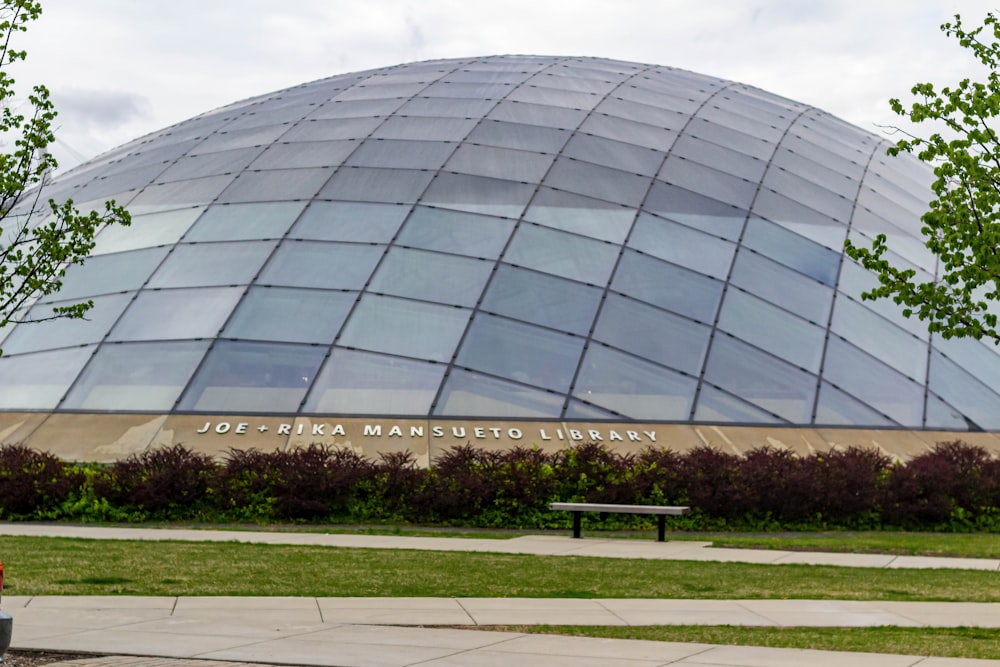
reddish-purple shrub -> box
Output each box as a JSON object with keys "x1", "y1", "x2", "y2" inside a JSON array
[
  {"x1": 678, "y1": 446, "x2": 744, "y2": 519},
  {"x1": 883, "y1": 441, "x2": 993, "y2": 527},
  {"x1": 94, "y1": 445, "x2": 217, "y2": 518},
  {"x1": 811, "y1": 447, "x2": 891, "y2": 524},
  {"x1": 739, "y1": 447, "x2": 816, "y2": 522},
  {"x1": 0, "y1": 444, "x2": 83, "y2": 518},
  {"x1": 271, "y1": 445, "x2": 375, "y2": 520},
  {"x1": 369, "y1": 450, "x2": 428, "y2": 519}
]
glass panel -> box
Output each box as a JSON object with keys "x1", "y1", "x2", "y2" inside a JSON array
[
  {"x1": 147, "y1": 241, "x2": 276, "y2": 288},
  {"x1": 718, "y1": 289, "x2": 825, "y2": 372},
  {"x1": 282, "y1": 117, "x2": 382, "y2": 141},
  {"x1": 421, "y1": 172, "x2": 534, "y2": 218},
  {"x1": 2, "y1": 293, "x2": 132, "y2": 354},
  {"x1": 763, "y1": 168, "x2": 854, "y2": 223},
  {"x1": 487, "y1": 100, "x2": 588, "y2": 129},
  {"x1": 395, "y1": 206, "x2": 514, "y2": 258},
  {"x1": 176, "y1": 341, "x2": 325, "y2": 413},
  {"x1": 611, "y1": 249, "x2": 723, "y2": 323},
  {"x1": 815, "y1": 381, "x2": 898, "y2": 427},
  {"x1": 771, "y1": 149, "x2": 861, "y2": 200},
  {"x1": 397, "y1": 97, "x2": 495, "y2": 118},
  {"x1": 91, "y1": 207, "x2": 203, "y2": 255},
  {"x1": 41, "y1": 247, "x2": 170, "y2": 302},
  {"x1": 543, "y1": 159, "x2": 651, "y2": 207},
  {"x1": 671, "y1": 134, "x2": 767, "y2": 181},
  {"x1": 319, "y1": 167, "x2": 435, "y2": 204},
  {"x1": 289, "y1": 201, "x2": 409, "y2": 242},
  {"x1": 456, "y1": 314, "x2": 584, "y2": 392},
  {"x1": 467, "y1": 119, "x2": 571, "y2": 153},
  {"x1": 742, "y1": 216, "x2": 840, "y2": 286},
  {"x1": 183, "y1": 202, "x2": 306, "y2": 242},
  {"x1": 223, "y1": 286, "x2": 354, "y2": 343},
  {"x1": 703, "y1": 334, "x2": 817, "y2": 423},
  {"x1": 564, "y1": 399, "x2": 620, "y2": 420},
  {"x1": 304, "y1": 348, "x2": 445, "y2": 415},
  {"x1": 507, "y1": 85, "x2": 601, "y2": 110},
  {"x1": 217, "y1": 168, "x2": 332, "y2": 203},
  {"x1": 831, "y1": 296, "x2": 928, "y2": 382},
  {"x1": 249, "y1": 140, "x2": 357, "y2": 170},
  {"x1": 837, "y1": 259, "x2": 930, "y2": 339},
  {"x1": 258, "y1": 241, "x2": 382, "y2": 289},
  {"x1": 598, "y1": 97, "x2": 686, "y2": 129},
  {"x1": 821, "y1": 336, "x2": 924, "y2": 427},
  {"x1": 579, "y1": 113, "x2": 677, "y2": 152},
  {"x1": 189, "y1": 124, "x2": 288, "y2": 154},
  {"x1": 108, "y1": 287, "x2": 243, "y2": 341},
  {"x1": 573, "y1": 344, "x2": 696, "y2": 420},
  {"x1": 504, "y1": 224, "x2": 619, "y2": 285},
  {"x1": 689, "y1": 118, "x2": 774, "y2": 159},
  {"x1": 594, "y1": 293, "x2": 710, "y2": 375},
  {"x1": 337, "y1": 294, "x2": 470, "y2": 361},
  {"x1": 444, "y1": 144, "x2": 554, "y2": 182},
  {"x1": 127, "y1": 174, "x2": 236, "y2": 211},
  {"x1": 752, "y1": 189, "x2": 847, "y2": 250},
  {"x1": 659, "y1": 156, "x2": 759, "y2": 210},
  {"x1": 730, "y1": 250, "x2": 834, "y2": 325},
  {"x1": 480, "y1": 264, "x2": 602, "y2": 335},
  {"x1": 309, "y1": 98, "x2": 405, "y2": 120},
  {"x1": 643, "y1": 182, "x2": 746, "y2": 240},
  {"x1": 346, "y1": 139, "x2": 455, "y2": 170},
  {"x1": 371, "y1": 116, "x2": 478, "y2": 141},
  {"x1": 157, "y1": 147, "x2": 262, "y2": 183},
  {"x1": 934, "y1": 335, "x2": 1000, "y2": 396},
  {"x1": 368, "y1": 247, "x2": 492, "y2": 307},
  {"x1": 0, "y1": 346, "x2": 95, "y2": 409},
  {"x1": 434, "y1": 368, "x2": 565, "y2": 418},
  {"x1": 628, "y1": 213, "x2": 735, "y2": 279},
  {"x1": 561, "y1": 134, "x2": 665, "y2": 177},
  {"x1": 693, "y1": 384, "x2": 785, "y2": 424},
  {"x1": 928, "y1": 350, "x2": 1000, "y2": 430},
  {"x1": 61, "y1": 341, "x2": 209, "y2": 410},
  {"x1": 924, "y1": 393, "x2": 975, "y2": 430},
  {"x1": 524, "y1": 188, "x2": 635, "y2": 244}
]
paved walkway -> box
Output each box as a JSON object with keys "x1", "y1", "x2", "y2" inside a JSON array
[{"x1": 3, "y1": 525, "x2": 999, "y2": 666}]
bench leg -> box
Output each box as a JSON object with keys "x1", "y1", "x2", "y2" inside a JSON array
[
  {"x1": 572, "y1": 512, "x2": 582, "y2": 539},
  {"x1": 657, "y1": 515, "x2": 666, "y2": 542}
]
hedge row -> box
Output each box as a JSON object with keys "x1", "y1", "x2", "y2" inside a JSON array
[{"x1": 1, "y1": 441, "x2": 999, "y2": 531}]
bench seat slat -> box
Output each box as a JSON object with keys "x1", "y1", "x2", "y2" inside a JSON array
[{"x1": 549, "y1": 502, "x2": 688, "y2": 515}]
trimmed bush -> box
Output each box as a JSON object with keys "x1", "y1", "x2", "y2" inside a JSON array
[{"x1": 0, "y1": 444, "x2": 82, "y2": 518}]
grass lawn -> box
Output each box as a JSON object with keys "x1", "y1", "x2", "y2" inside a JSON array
[
  {"x1": 489, "y1": 626, "x2": 1000, "y2": 661},
  {"x1": 0, "y1": 535, "x2": 998, "y2": 601}
]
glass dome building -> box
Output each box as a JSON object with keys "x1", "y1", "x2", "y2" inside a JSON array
[{"x1": 1, "y1": 55, "x2": 998, "y2": 461}]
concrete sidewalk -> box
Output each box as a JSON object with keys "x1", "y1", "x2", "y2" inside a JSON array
[
  {"x1": 3, "y1": 524, "x2": 999, "y2": 666},
  {"x1": 7, "y1": 596, "x2": 1000, "y2": 666},
  {"x1": 1, "y1": 523, "x2": 997, "y2": 570}
]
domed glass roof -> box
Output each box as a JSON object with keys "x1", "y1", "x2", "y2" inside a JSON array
[{"x1": 1, "y1": 54, "x2": 996, "y2": 430}]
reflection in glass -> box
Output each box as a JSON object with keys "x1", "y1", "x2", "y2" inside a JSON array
[
  {"x1": 42, "y1": 247, "x2": 170, "y2": 302},
  {"x1": 61, "y1": 341, "x2": 208, "y2": 410},
  {"x1": 258, "y1": 241, "x2": 382, "y2": 289},
  {"x1": 629, "y1": 213, "x2": 735, "y2": 279},
  {"x1": 611, "y1": 249, "x2": 723, "y2": 323},
  {"x1": 109, "y1": 287, "x2": 243, "y2": 341},
  {"x1": 183, "y1": 202, "x2": 306, "y2": 242},
  {"x1": 304, "y1": 348, "x2": 445, "y2": 414},
  {"x1": 338, "y1": 294, "x2": 470, "y2": 361},
  {"x1": 368, "y1": 247, "x2": 492, "y2": 307},
  {"x1": 504, "y1": 224, "x2": 618, "y2": 285},
  {"x1": 3, "y1": 293, "x2": 133, "y2": 354},
  {"x1": 456, "y1": 314, "x2": 584, "y2": 392},
  {"x1": 594, "y1": 293, "x2": 710, "y2": 375},
  {"x1": 524, "y1": 188, "x2": 635, "y2": 243},
  {"x1": 481, "y1": 264, "x2": 602, "y2": 335},
  {"x1": 421, "y1": 172, "x2": 534, "y2": 218},
  {"x1": 148, "y1": 242, "x2": 276, "y2": 288},
  {"x1": 395, "y1": 206, "x2": 514, "y2": 258},
  {"x1": 573, "y1": 344, "x2": 697, "y2": 420},
  {"x1": 0, "y1": 346, "x2": 95, "y2": 409},
  {"x1": 693, "y1": 384, "x2": 785, "y2": 424},
  {"x1": 434, "y1": 368, "x2": 564, "y2": 418},
  {"x1": 290, "y1": 201, "x2": 409, "y2": 242},
  {"x1": 223, "y1": 287, "x2": 355, "y2": 343},
  {"x1": 718, "y1": 289, "x2": 825, "y2": 372},
  {"x1": 177, "y1": 341, "x2": 325, "y2": 412}
]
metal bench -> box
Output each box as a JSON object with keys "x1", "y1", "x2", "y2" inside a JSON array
[{"x1": 549, "y1": 502, "x2": 689, "y2": 542}]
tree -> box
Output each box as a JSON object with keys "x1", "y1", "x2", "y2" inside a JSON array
[
  {"x1": 0, "y1": 0, "x2": 129, "y2": 348},
  {"x1": 844, "y1": 12, "x2": 1000, "y2": 344}
]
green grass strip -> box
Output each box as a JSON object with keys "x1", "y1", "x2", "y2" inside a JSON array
[
  {"x1": 492, "y1": 626, "x2": 1000, "y2": 660},
  {"x1": 1, "y1": 536, "x2": 997, "y2": 601}
]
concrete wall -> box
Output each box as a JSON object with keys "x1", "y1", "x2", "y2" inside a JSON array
[{"x1": 3, "y1": 412, "x2": 1000, "y2": 464}]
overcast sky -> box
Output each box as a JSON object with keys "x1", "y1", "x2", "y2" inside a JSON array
[{"x1": 11, "y1": 1, "x2": 1000, "y2": 169}]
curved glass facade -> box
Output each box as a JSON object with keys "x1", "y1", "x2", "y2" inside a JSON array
[{"x1": 1, "y1": 55, "x2": 994, "y2": 430}]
